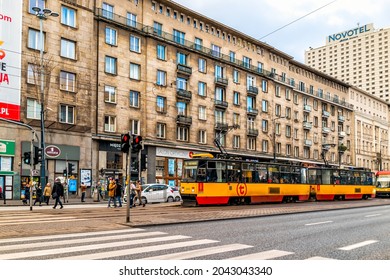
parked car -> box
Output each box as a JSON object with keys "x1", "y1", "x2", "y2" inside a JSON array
[{"x1": 124, "y1": 184, "x2": 181, "y2": 204}]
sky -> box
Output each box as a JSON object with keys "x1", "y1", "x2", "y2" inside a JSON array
[{"x1": 173, "y1": 0, "x2": 390, "y2": 63}]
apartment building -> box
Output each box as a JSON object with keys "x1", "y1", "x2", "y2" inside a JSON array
[
  {"x1": 0, "y1": 0, "x2": 356, "y2": 200},
  {"x1": 305, "y1": 23, "x2": 390, "y2": 102}
]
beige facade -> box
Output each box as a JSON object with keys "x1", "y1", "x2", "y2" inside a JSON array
[{"x1": 1, "y1": 0, "x2": 365, "y2": 200}]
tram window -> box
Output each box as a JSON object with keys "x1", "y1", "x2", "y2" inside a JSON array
[
  {"x1": 242, "y1": 163, "x2": 256, "y2": 183},
  {"x1": 197, "y1": 168, "x2": 206, "y2": 182},
  {"x1": 227, "y1": 161, "x2": 241, "y2": 182},
  {"x1": 308, "y1": 169, "x2": 321, "y2": 184},
  {"x1": 207, "y1": 161, "x2": 226, "y2": 182},
  {"x1": 354, "y1": 172, "x2": 361, "y2": 184},
  {"x1": 183, "y1": 160, "x2": 198, "y2": 182},
  {"x1": 321, "y1": 170, "x2": 332, "y2": 184},
  {"x1": 256, "y1": 164, "x2": 268, "y2": 182},
  {"x1": 268, "y1": 165, "x2": 280, "y2": 183},
  {"x1": 339, "y1": 170, "x2": 348, "y2": 184}
]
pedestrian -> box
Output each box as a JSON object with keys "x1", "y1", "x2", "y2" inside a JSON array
[
  {"x1": 43, "y1": 182, "x2": 52, "y2": 205},
  {"x1": 107, "y1": 178, "x2": 117, "y2": 208},
  {"x1": 33, "y1": 184, "x2": 43, "y2": 206},
  {"x1": 52, "y1": 178, "x2": 64, "y2": 209},
  {"x1": 134, "y1": 180, "x2": 145, "y2": 207},
  {"x1": 80, "y1": 182, "x2": 87, "y2": 202},
  {"x1": 96, "y1": 182, "x2": 103, "y2": 201},
  {"x1": 115, "y1": 180, "x2": 123, "y2": 207},
  {"x1": 23, "y1": 182, "x2": 31, "y2": 206}
]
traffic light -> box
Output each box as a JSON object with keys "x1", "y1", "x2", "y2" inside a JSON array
[
  {"x1": 141, "y1": 154, "x2": 148, "y2": 171},
  {"x1": 33, "y1": 146, "x2": 43, "y2": 165},
  {"x1": 120, "y1": 133, "x2": 131, "y2": 153},
  {"x1": 63, "y1": 169, "x2": 67, "y2": 177},
  {"x1": 68, "y1": 163, "x2": 75, "y2": 176},
  {"x1": 131, "y1": 135, "x2": 143, "y2": 153},
  {"x1": 23, "y1": 152, "x2": 31, "y2": 165}
]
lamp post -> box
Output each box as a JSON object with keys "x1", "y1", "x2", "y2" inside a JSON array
[
  {"x1": 32, "y1": 6, "x2": 59, "y2": 189},
  {"x1": 272, "y1": 116, "x2": 285, "y2": 162}
]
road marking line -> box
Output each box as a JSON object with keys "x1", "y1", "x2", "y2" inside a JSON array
[
  {"x1": 364, "y1": 214, "x2": 382, "y2": 218},
  {"x1": 305, "y1": 221, "x2": 333, "y2": 226},
  {"x1": 0, "y1": 218, "x2": 88, "y2": 226},
  {"x1": 338, "y1": 240, "x2": 379, "y2": 251},
  {"x1": 306, "y1": 256, "x2": 335, "y2": 260},
  {"x1": 227, "y1": 250, "x2": 294, "y2": 260},
  {"x1": 0, "y1": 228, "x2": 144, "y2": 244},
  {"x1": 143, "y1": 244, "x2": 253, "y2": 260},
  {"x1": 0, "y1": 235, "x2": 191, "y2": 260},
  {"x1": 0, "y1": 231, "x2": 167, "y2": 251},
  {"x1": 57, "y1": 239, "x2": 219, "y2": 260}
]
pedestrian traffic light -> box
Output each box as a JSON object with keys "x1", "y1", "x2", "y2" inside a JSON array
[
  {"x1": 131, "y1": 135, "x2": 143, "y2": 153},
  {"x1": 63, "y1": 169, "x2": 67, "y2": 177},
  {"x1": 23, "y1": 152, "x2": 31, "y2": 165},
  {"x1": 120, "y1": 133, "x2": 131, "y2": 153},
  {"x1": 68, "y1": 163, "x2": 75, "y2": 175},
  {"x1": 33, "y1": 146, "x2": 43, "y2": 165}
]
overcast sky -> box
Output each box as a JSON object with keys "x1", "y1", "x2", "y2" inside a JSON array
[{"x1": 173, "y1": 0, "x2": 390, "y2": 63}]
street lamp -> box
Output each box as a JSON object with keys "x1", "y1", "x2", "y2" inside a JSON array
[
  {"x1": 272, "y1": 116, "x2": 285, "y2": 162},
  {"x1": 32, "y1": 6, "x2": 59, "y2": 189}
]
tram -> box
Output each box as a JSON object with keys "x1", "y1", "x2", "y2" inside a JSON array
[
  {"x1": 375, "y1": 171, "x2": 390, "y2": 197},
  {"x1": 180, "y1": 155, "x2": 375, "y2": 206}
]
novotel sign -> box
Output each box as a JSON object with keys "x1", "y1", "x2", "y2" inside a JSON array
[{"x1": 327, "y1": 23, "x2": 373, "y2": 44}]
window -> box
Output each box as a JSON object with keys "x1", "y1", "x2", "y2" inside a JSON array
[
  {"x1": 262, "y1": 120, "x2": 268, "y2": 132},
  {"x1": 129, "y1": 90, "x2": 140, "y2": 107},
  {"x1": 153, "y1": 22, "x2": 162, "y2": 36},
  {"x1": 243, "y1": 56, "x2": 251, "y2": 68},
  {"x1": 275, "y1": 85, "x2": 281, "y2": 97},
  {"x1": 233, "y1": 113, "x2": 240, "y2": 126},
  {"x1": 27, "y1": 63, "x2": 38, "y2": 84},
  {"x1": 177, "y1": 101, "x2": 187, "y2": 116},
  {"x1": 104, "y1": 115, "x2": 116, "y2": 132},
  {"x1": 60, "y1": 38, "x2": 76, "y2": 59},
  {"x1": 247, "y1": 75, "x2": 255, "y2": 88},
  {"x1": 262, "y1": 140, "x2": 268, "y2": 153},
  {"x1": 198, "y1": 58, "x2": 206, "y2": 73},
  {"x1": 247, "y1": 96, "x2": 255, "y2": 110},
  {"x1": 199, "y1": 106, "x2": 206, "y2": 120},
  {"x1": 61, "y1": 6, "x2": 76, "y2": 28},
  {"x1": 294, "y1": 147, "x2": 299, "y2": 157},
  {"x1": 198, "y1": 82, "x2": 207, "y2": 96},
  {"x1": 233, "y1": 91, "x2": 240, "y2": 105},
  {"x1": 262, "y1": 100, "x2": 268, "y2": 112},
  {"x1": 233, "y1": 135, "x2": 240, "y2": 149},
  {"x1": 285, "y1": 107, "x2": 291, "y2": 119},
  {"x1": 177, "y1": 77, "x2": 187, "y2": 90},
  {"x1": 173, "y1": 29, "x2": 185, "y2": 45},
  {"x1": 177, "y1": 52, "x2": 187, "y2": 65},
  {"x1": 60, "y1": 104, "x2": 74, "y2": 124},
  {"x1": 130, "y1": 35, "x2": 141, "y2": 52},
  {"x1": 156, "y1": 123, "x2": 166, "y2": 138},
  {"x1": 198, "y1": 130, "x2": 207, "y2": 144},
  {"x1": 194, "y1": 38, "x2": 203, "y2": 50},
  {"x1": 257, "y1": 62, "x2": 263, "y2": 73},
  {"x1": 286, "y1": 125, "x2": 291, "y2": 137},
  {"x1": 247, "y1": 137, "x2": 256, "y2": 151},
  {"x1": 127, "y1": 12, "x2": 137, "y2": 27},
  {"x1": 230, "y1": 51, "x2": 236, "y2": 63},
  {"x1": 233, "y1": 70, "x2": 240, "y2": 83},
  {"x1": 286, "y1": 144, "x2": 291, "y2": 156},
  {"x1": 105, "y1": 27, "x2": 117, "y2": 45},
  {"x1": 285, "y1": 88, "x2": 291, "y2": 100},
  {"x1": 157, "y1": 45, "x2": 166, "y2": 60},
  {"x1": 104, "y1": 85, "x2": 116, "y2": 103},
  {"x1": 156, "y1": 70, "x2": 166, "y2": 86},
  {"x1": 26, "y1": 98, "x2": 41, "y2": 119},
  {"x1": 247, "y1": 116, "x2": 255, "y2": 130},
  {"x1": 29, "y1": 0, "x2": 44, "y2": 14},
  {"x1": 275, "y1": 104, "x2": 281, "y2": 116},
  {"x1": 211, "y1": 44, "x2": 221, "y2": 57},
  {"x1": 262, "y1": 80, "x2": 268, "y2": 92},
  {"x1": 130, "y1": 63, "x2": 140, "y2": 80},
  {"x1": 215, "y1": 65, "x2": 224, "y2": 78},
  {"x1": 105, "y1": 56, "x2": 117, "y2": 74},
  {"x1": 156, "y1": 96, "x2": 166, "y2": 113},
  {"x1": 215, "y1": 87, "x2": 225, "y2": 101},
  {"x1": 177, "y1": 126, "x2": 189, "y2": 141},
  {"x1": 28, "y1": 29, "x2": 43, "y2": 51},
  {"x1": 102, "y1": 3, "x2": 114, "y2": 19},
  {"x1": 60, "y1": 71, "x2": 76, "y2": 92},
  {"x1": 131, "y1": 119, "x2": 140, "y2": 135}
]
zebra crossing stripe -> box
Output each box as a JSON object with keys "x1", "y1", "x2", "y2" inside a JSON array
[
  {"x1": 338, "y1": 240, "x2": 379, "y2": 251},
  {"x1": 227, "y1": 249, "x2": 294, "y2": 260},
  {"x1": 142, "y1": 243, "x2": 253, "y2": 260},
  {"x1": 0, "y1": 218, "x2": 88, "y2": 226},
  {"x1": 0, "y1": 231, "x2": 168, "y2": 252},
  {"x1": 0, "y1": 235, "x2": 191, "y2": 260},
  {"x1": 306, "y1": 256, "x2": 335, "y2": 260},
  {"x1": 57, "y1": 239, "x2": 220, "y2": 260}
]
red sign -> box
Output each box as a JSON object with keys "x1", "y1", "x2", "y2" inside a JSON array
[
  {"x1": 0, "y1": 102, "x2": 20, "y2": 121},
  {"x1": 189, "y1": 151, "x2": 193, "y2": 158},
  {"x1": 45, "y1": 145, "x2": 61, "y2": 158}
]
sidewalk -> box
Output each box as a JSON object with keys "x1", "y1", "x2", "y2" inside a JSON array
[{"x1": 0, "y1": 196, "x2": 106, "y2": 207}]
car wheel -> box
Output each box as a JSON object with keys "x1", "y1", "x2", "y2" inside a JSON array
[
  {"x1": 167, "y1": 196, "x2": 174, "y2": 203},
  {"x1": 175, "y1": 196, "x2": 181, "y2": 202}
]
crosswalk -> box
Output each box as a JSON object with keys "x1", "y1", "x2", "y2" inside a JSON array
[
  {"x1": 0, "y1": 212, "x2": 87, "y2": 226},
  {"x1": 0, "y1": 227, "x2": 381, "y2": 260}
]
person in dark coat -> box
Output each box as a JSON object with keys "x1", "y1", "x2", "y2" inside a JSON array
[
  {"x1": 52, "y1": 178, "x2": 64, "y2": 209},
  {"x1": 115, "y1": 180, "x2": 123, "y2": 207}
]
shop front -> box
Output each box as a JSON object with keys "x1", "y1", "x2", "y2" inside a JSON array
[{"x1": 0, "y1": 139, "x2": 15, "y2": 200}]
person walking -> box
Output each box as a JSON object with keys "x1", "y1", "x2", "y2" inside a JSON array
[
  {"x1": 115, "y1": 180, "x2": 123, "y2": 207},
  {"x1": 134, "y1": 180, "x2": 145, "y2": 207},
  {"x1": 80, "y1": 182, "x2": 87, "y2": 202},
  {"x1": 43, "y1": 182, "x2": 52, "y2": 205},
  {"x1": 96, "y1": 182, "x2": 103, "y2": 201},
  {"x1": 52, "y1": 178, "x2": 64, "y2": 209},
  {"x1": 23, "y1": 182, "x2": 31, "y2": 206},
  {"x1": 107, "y1": 178, "x2": 117, "y2": 208},
  {"x1": 33, "y1": 184, "x2": 43, "y2": 206}
]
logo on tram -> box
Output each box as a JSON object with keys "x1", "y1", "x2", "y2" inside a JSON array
[{"x1": 236, "y1": 183, "x2": 247, "y2": 196}]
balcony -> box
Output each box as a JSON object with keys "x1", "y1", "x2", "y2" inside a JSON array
[
  {"x1": 247, "y1": 108, "x2": 259, "y2": 116},
  {"x1": 303, "y1": 121, "x2": 313, "y2": 130},
  {"x1": 176, "y1": 89, "x2": 192, "y2": 101},
  {"x1": 303, "y1": 105, "x2": 312, "y2": 112},
  {"x1": 176, "y1": 115, "x2": 192, "y2": 126},
  {"x1": 338, "y1": 115, "x2": 345, "y2": 122},
  {"x1": 247, "y1": 129, "x2": 259, "y2": 137},
  {"x1": 338, "y1": 131, "x2": 346, "y2": 138},
  {"x1": 247, "y1": 86, "x2": 259, "y2": 95},
  {"x1": 215, "y1": 122, "x2": 228, "y2": 131},
  {"x1": 177, "y1": 64, "x2": 192, "y2": 76},
  {"x1": 322, "y1": 110, "x2": 330, "y2": 118},
  {"x1": 214, "y1": 100, "x2": 228, "y2": 109},
  {"x1": 322, "y1": 127, "x2": 330, "y2": 134},
  {"x1": 215, "y1": 77, "x2": 228, "y2": 86},
  {"x1": 304, "y1": 139, "x2": 313, "y2": 146}
]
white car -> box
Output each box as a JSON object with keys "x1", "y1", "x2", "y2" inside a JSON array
[{"x1": 125, "y1": 184, "x2": 181, "y2": 204}]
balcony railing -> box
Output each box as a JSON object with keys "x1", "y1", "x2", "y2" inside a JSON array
[
  {"x1": 177, "y1": 64, "x2": 192, "y2": 75},
  {"x1": 214, "y1": 100, "x2": 228, "y2": 109},
  {"x1": 304, "y1": 139, "x2": 313, "y2": 146},
  {"x1": 215, "y1": 122, "x2": 228, "y2": 131},
  {"x1": 176, "y1": 115, "x2": 192, "y2": 126},
  {"x1": 247, "y1": 108, "x2": 259, "y2": 116},
  {"x1": 247, "y1": 86, "x2": 259, "y2": 95},
  {"x1": 322, "y1": 110, "x2": 330, "y2": 118},
  {"x1": 247, "y1": 129, "x2": 259, "y2": 137},
  {"x1": 303, "y1": 105, "x2": 312, "y2": 112},
  {"x1": 215, "y1": 77, "x2": 228, "y2": 86},
  {"x1": 338, "y1": 115, "x2": 345, "y2": 122},
  {"x1": 176, "y1": 89, "x2": 192, "y2": 101},
  {"x1": 322, "y1": 127, "x2": 330, "y2": 134},
  {"x1": 303, "y1": 121, "x2": 313, "y2": 130},
  {"x1": 338, "y1": 131, "x2": 346, "y2": 138}
]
